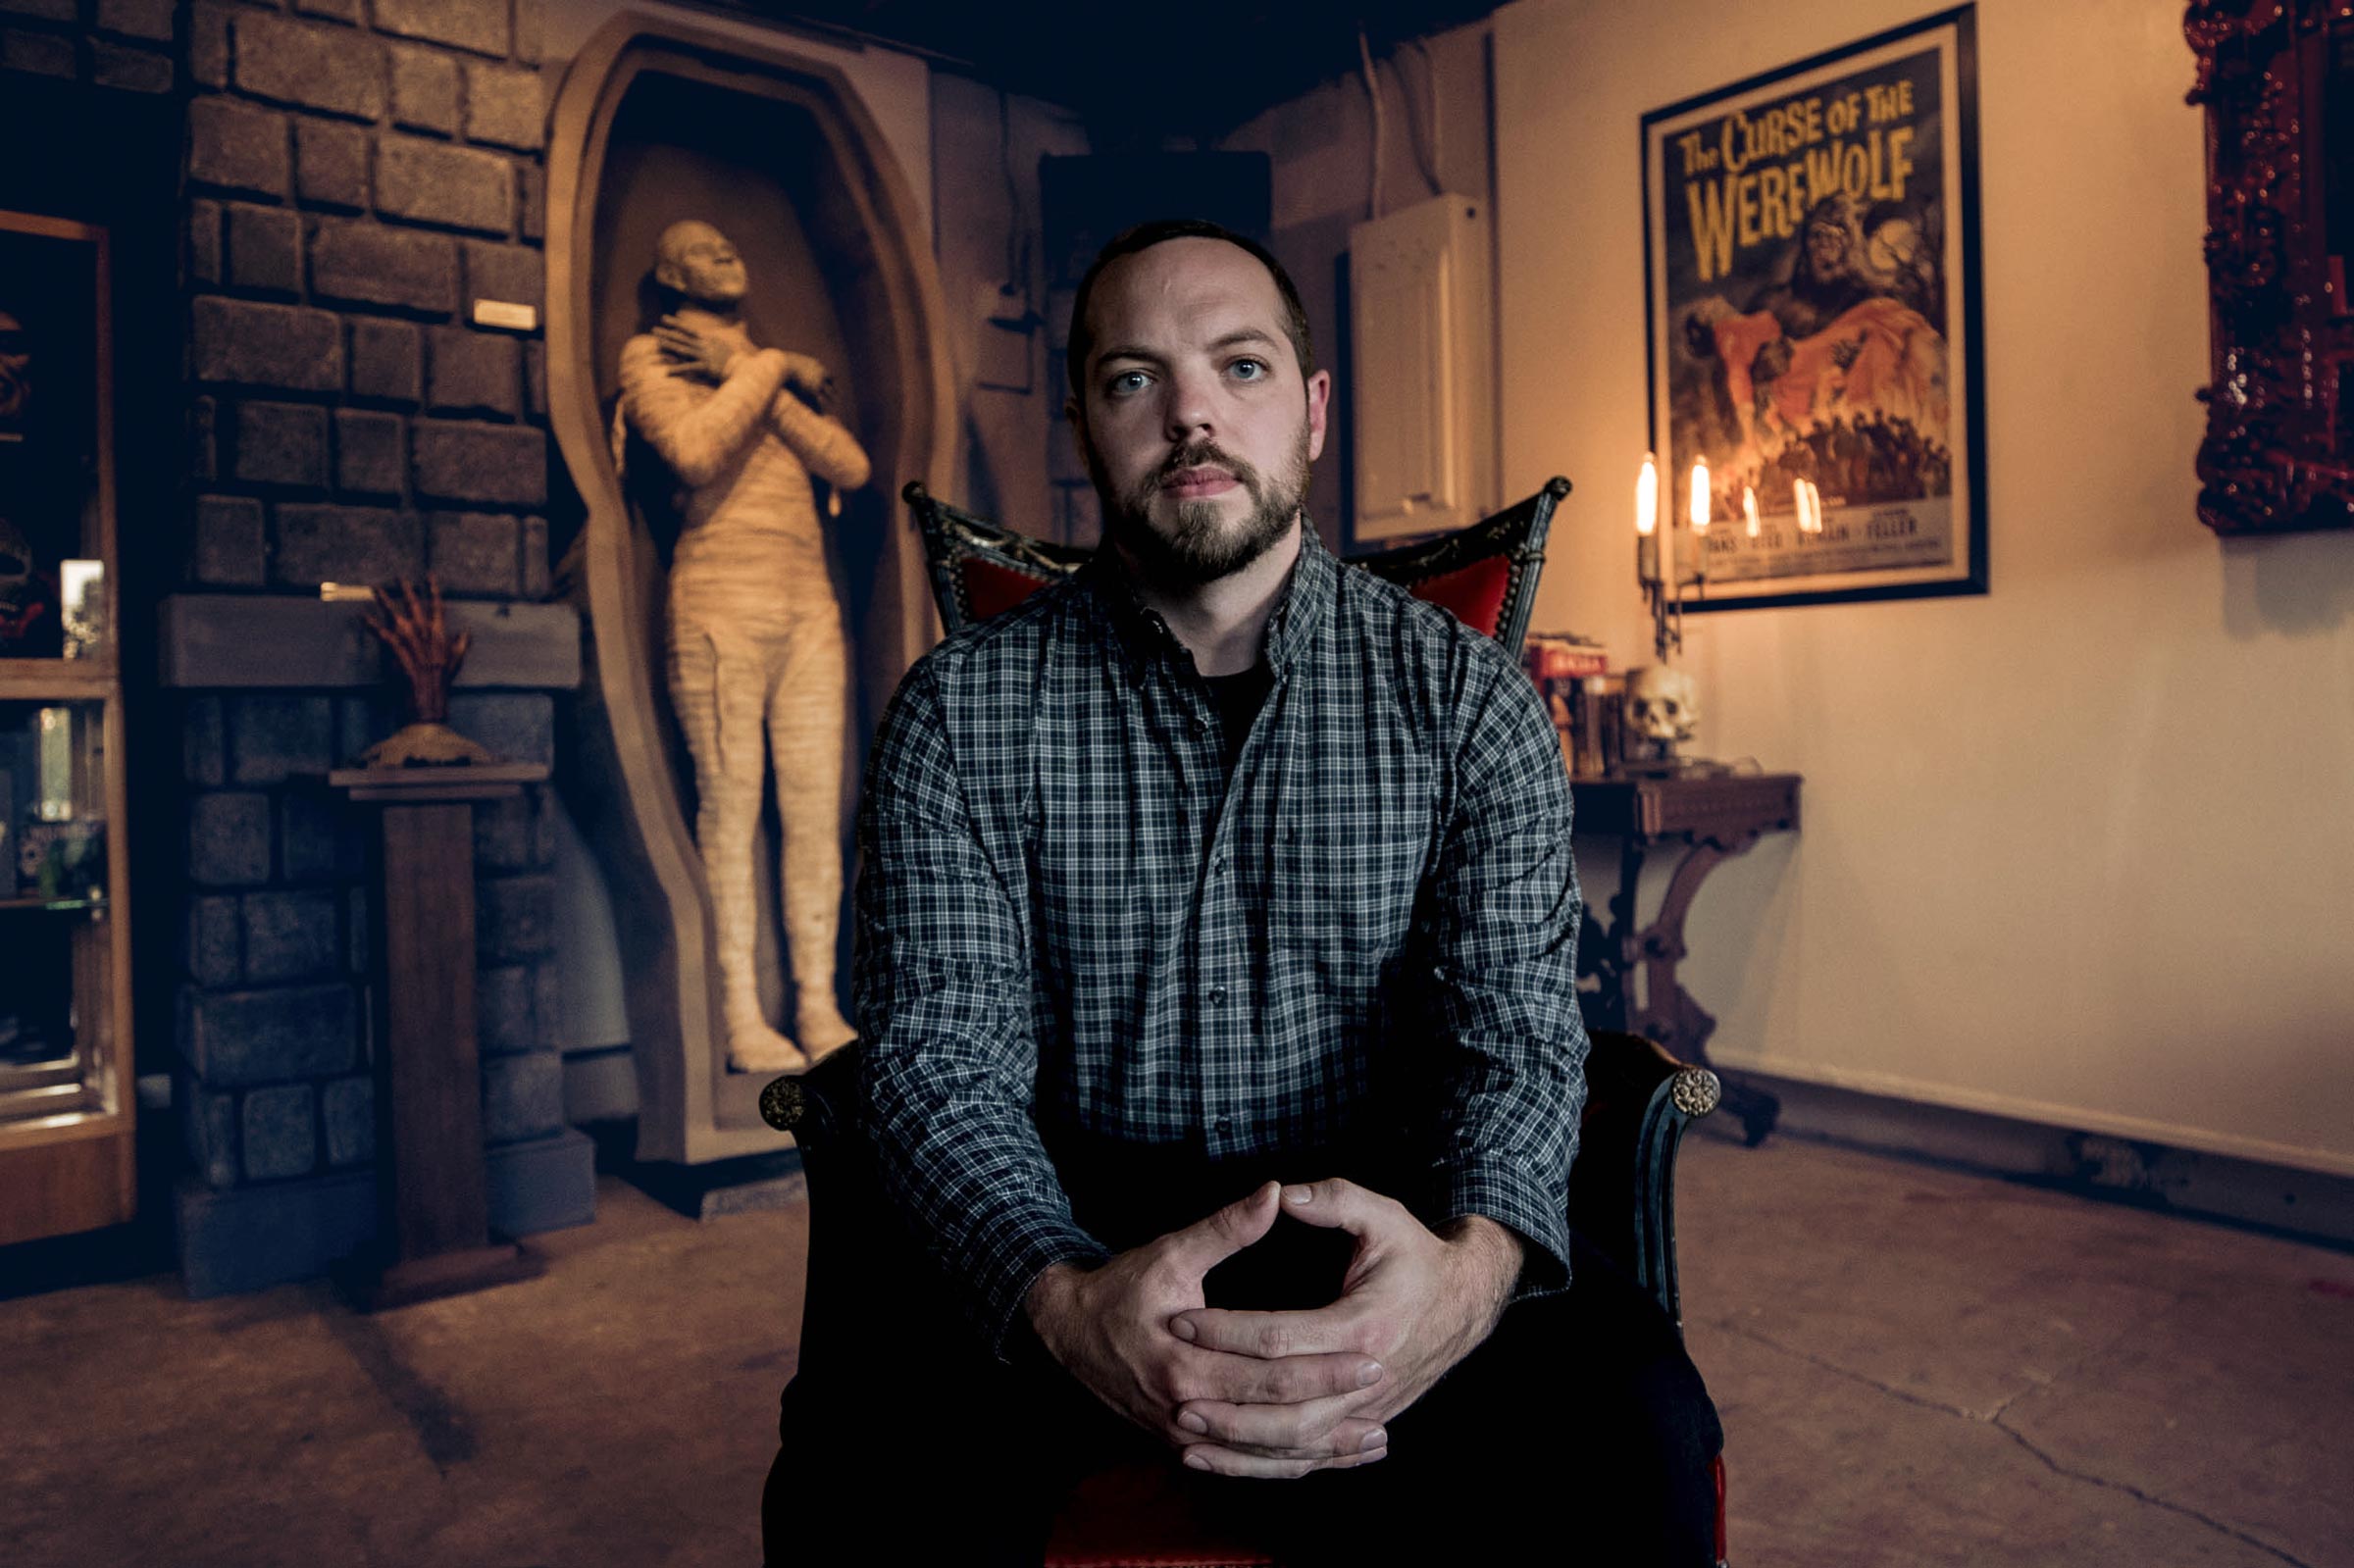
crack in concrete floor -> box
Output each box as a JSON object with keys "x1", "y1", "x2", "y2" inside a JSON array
[
  {"x1": 1709, "y1": 1316, "x2": 2318, "y2": 1568},
  {"x1": 320, "y1": 1302, "x2": 480, "y2": 1474}
]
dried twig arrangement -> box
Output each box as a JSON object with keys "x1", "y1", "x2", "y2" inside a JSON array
[{"x1": 357, "y1": 576, "x2": 496, "y2": 767}]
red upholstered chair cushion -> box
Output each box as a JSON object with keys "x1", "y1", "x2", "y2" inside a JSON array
[
  {"x1": 1046, "y1": 1462, "x2": 1278, "y2": 1567},
  {"x1": 962, "y1": 556, "x2": 1062, "y2": 623},
  {"x1": 1401, "y1": 553, "x2": 1510, "y2": 639}
]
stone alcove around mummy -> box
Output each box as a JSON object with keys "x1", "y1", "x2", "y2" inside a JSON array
[{"x1": 545, "y1": 15, "x2": 951, "y2": 1164}]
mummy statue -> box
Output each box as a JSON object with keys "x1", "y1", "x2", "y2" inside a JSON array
[{"x1": 618, "y1": 220, "x2": 871, "y2": 1073}]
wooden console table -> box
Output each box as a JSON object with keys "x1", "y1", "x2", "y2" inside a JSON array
[
  {"x1": 1571, "y1": 771, "x2": 1801, "y2": 1144},
  {"x1": 331, "y1": 763, "x2": 550, "y2": 1308}
]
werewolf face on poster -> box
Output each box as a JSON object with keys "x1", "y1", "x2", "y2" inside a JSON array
[{"x1": 1651, "y1": 34, "x2": 1970, "y2": 590}]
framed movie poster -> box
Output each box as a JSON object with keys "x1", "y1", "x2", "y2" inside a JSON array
[
  {"x1": 0, "y1": 209, "x2": 112, "y2": 660},
  {"x1": 1641, "y1": 6, "x2": 1985, "y2": 610}
]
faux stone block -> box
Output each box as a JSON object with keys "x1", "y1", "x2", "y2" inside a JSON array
[
  {"x1": 182, "y1": 695, "x2": 227, "y2": 787},
  {"x1": 273, "y1": 504, "x2": 424, "y2": 587},
  {"x1": 376, "y1": 135, "x2": 511, "y2": 235},
  {"x1": 232, "y1": 13, "x2": 384, "y2": 120},
  {"x1": 449, "y1": 691, "x2": 552, "y2": 768},
  {"x1": 427, "y1": 510, "x2": 517, "y2": 595},
  {"x1": 295, "y1": 0, "x2": 362, "y2": 21},
  {"x1": 194, "y1": 495, "x2": 268, "y2": 586},
  {"x1": 411, "y1": 421, "x2": 543, "y2": 506},
  {"x1": 476, "y1": 874, "x2": 555, "y2": 962},
  {"x1": 532, "y1": 961, "x2": 563, "y2": 1049},
  {"x1": 427, "y1": 327, "x2": 520, "y2": 418},
  {"x1": 92, "y1": 38, "x2": 173, "y2": 92},
  {"x1": 470, "y1": 791, "x2": 532, "y2": 872},
  {"x1": 463, "y1": 60, "x2": 543, "y2": 151},
  {"x1": 191, "y1": 298, "x2": 342, "y2": 392},
  {"x1": 311, "y1": 219, "x2": 456, "y2": 314},
  {"x1": 0, "y1": 0, "x2": 78, "y2": 22},
  {"x1": 185, "y1": 895, "x2": 242, "y2": 987},
  {"x1": 482, "y1": 1051, "x2": 562, "y2": 1144},
  {"x1": 388, "y1": 43, "x2": 457, "y2": 135},
  {"x1": 1, "y1": 27, "x2": 77, "y2": 78},
  {"x1": 230, "y1": 401, "x2": 331, "y2": 489},
  {"x1": 225, "y1": 203, "x2": 302, "y2": 296},
  {"x1": 522, "y1": 343, "x2": 545, "y2": 422},
  {"x1": 181, "y1": 984, "x2": 359, "y2": 1087},
  {"x1": 188, "y1": 199, "x2": 223, "y2": 287},
  {"x1": 371, "y1": 0, "x2": 507, "y2": 57},
  {"x1": 95, "y1": 0, "x2": 175, "y2": 40},
  {"x1": 345, "y1": 883, "x2": 369, "y2": 973},
  {"x1": 349, "y1": 318, "x2": 422, "y2": 404},
  {"x1": 187, "y1": 97, "x2": 290, "y2": 199},
  {"x1": 477, "y1": 963, "x2": 533, "y2": 1054},
  {"x1": 334, "y1": 409, "x2": 405, "y2": 497},
  {"x1": 460, "y1": 239, "x2": 540, "y2": 312},
  {"x1": 228, "y1": 693, "x2": 333, "y2": 784},
  {"x1": 281, "y1": 786, "x2": 363, "y2": 882},
  {"x1": 179, "y1": 1072, "x2": 240, "y2": 1189},
  {"x1": 240, "y1": 1084, "x2": 317, "y2": 1182},
  {"x1": 187, "y1": 792, "x2": 272, "y2": 887},
  {"x1": 240, "y1": 888, "x2": 341, "y2": 984},
  {"x1": 188, "y1": 3, "x2": 228, "y2": 88},
  {"x1": 321, "y1": 1076, "x2": 374, "y2": 1166},
  {"x1": 517, "y1": 163, "x2": 542, "y2": 243},
  {"x1": 294, "y1": 120, "x2": 369, "y2": 210},
  {"x1": 189, "y1": 396, "x2": 218, "y2": 482},
  {"x1": 519, "y1": 513, "x2": 547, "y2": 596}
]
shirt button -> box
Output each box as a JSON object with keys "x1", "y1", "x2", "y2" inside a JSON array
[
  {"x1": 1214, "y1": 1116, "x2": 1233, "y2": 1134},
  {"x1": 1211, "y1": 854, "x2": 1227, "y2": 874},
  {"x1": 1207, "y1": 985, "x2": 1227, "y2": 1006}
]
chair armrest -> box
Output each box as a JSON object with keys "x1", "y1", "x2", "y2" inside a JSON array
[{"x1": 1570, "y1": 1030, "x2": 1720, "y2": 1331}]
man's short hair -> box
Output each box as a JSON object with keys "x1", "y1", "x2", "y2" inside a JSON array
[{"x1": 1065, "y1": 218, "x2": 1314, "y2": 395}]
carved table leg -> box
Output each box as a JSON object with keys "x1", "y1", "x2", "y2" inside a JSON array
[{"x1": 1623, "y1": 833, "x2": 1781, "y2": 1146}]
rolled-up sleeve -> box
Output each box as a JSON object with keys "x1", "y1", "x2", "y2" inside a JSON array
[
  {"x1": 852, "y1": 661, "x2": 1110, "y2": 1359},
  {"x1": 1419, "y1": 656, "x2": 1587, "y2": 1299}
]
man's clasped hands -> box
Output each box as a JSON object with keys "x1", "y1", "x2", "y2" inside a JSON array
[{"x1": 1024, "y1": 1179, "x2": 1525, "y2": 1480}]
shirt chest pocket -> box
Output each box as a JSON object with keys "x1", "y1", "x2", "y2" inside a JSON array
[{"x1": 1278, "y1": 816, "x2": 1426, "y2": 967}]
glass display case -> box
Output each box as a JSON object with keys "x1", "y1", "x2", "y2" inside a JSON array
[{"x1": 0, "y1": 208, "x2": 131, "y2": 1246}]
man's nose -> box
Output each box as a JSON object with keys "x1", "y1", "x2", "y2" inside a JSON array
[{"x1": 1161, "y1": 367, "x2": 1215, "y2": 442}]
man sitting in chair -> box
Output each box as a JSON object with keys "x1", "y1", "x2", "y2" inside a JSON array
[{"x1": 778, "y1": 220, "x2": 1720, "y2": 1565}]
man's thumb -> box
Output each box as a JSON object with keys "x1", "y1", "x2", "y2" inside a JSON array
[{"x1": 1169, "y1": 1181, "x2": 1281, "y2": 1272}]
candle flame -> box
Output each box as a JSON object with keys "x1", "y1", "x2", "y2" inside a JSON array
[
  {"x1": 1742, "y1": 485, "x2": 1760, "y2": 538},
  {"x1": 1688, "y1": 459, "x2": 1711, "y2": 533},
  {"x1": 1635, "y1": 453, "x2": 1658, "y2": 537}
]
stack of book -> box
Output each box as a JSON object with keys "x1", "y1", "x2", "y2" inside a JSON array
[{"x1": 1521, "y1": 633, "x2": 1622, "y2": 778}]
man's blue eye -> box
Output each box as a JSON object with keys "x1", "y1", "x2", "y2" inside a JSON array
[
  {"x1": 1108, "y1": 371, "x2": 1150, "y2": 394},
  {"x1": 1231, "y1": 359, "x2": 1266, "y2": 380}
]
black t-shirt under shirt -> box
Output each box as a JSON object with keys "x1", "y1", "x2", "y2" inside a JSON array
[{"x1": 1203, "y1": 662, "x2": 1273, "y2": 774}]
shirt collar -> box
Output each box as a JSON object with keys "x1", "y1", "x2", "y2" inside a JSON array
[{"x1": 1079, "y1": 522, "x2": 1337, "y2": 686}]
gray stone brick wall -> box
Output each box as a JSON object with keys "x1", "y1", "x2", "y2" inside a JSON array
[
  {"x1": 128, "y1": 1, "x2": 577, "y2": 1225},
  {"x1": 181, "y1": 0, "x2": 550, "y2": 595}
]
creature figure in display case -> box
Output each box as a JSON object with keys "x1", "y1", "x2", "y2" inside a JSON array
[
  {"x1": 615, "y1": 220, "x2": 873, "y2": 1074},
  {"x1": 0, "y1": 514, "x2": 55, "y2": 652}
]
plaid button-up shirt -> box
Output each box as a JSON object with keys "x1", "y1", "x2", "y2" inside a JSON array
[{"x1": 853, "y1": 527, "x2": 1588, "y2": 1357}]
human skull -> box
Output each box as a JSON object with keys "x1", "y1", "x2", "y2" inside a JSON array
[
  {"x1": 1625, "y1": 665, "x2": 1700, "y2": 746},
  {"x1": 0, "y1": 308, "x2": 27, "y2": 424}
]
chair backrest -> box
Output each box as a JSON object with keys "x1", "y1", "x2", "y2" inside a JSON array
[{"x1": 905, "y1": 478, "x2": 1568, "y2": 650}]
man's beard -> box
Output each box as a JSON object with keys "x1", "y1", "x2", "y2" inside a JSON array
[{"x1": 1089, "y1": 425, "x2": 1310, "y2": 589}]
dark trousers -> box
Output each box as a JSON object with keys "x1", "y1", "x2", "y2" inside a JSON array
[{"x1": 763, "y1": 1194, "x2": 1721, "y2": 1567}]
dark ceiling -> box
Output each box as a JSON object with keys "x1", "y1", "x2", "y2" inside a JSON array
[{"x1": 717, "y1": 1, "x2": 1500, "y2": 144}]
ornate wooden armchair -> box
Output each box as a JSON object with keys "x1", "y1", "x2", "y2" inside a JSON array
[{"x1": 762, "y1": 480, "x2": 1731, "y2": 1566}]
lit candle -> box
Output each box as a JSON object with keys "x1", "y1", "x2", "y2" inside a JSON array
[
  {"x1": 1742, "y1": 485, "x2": 1760, "y2": 538},
  {"x1": 1688, "y1": 458, "x2": 1711, "y2": 534},
  {"x1": 1635, "y1": 453, "x2": 1659, "y2": 537}
]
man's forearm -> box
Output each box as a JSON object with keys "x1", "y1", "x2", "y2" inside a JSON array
[{"x1": 1435, "y1": 1214, "x2": 1524, "y2": 1331}]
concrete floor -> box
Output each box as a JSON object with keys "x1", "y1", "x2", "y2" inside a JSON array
[{"x1": 2, "y1": 1134, "x2": 2348, "y2": 1567}]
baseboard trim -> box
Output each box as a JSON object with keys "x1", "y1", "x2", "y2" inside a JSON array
[{"x1": 1709, "y1": 1068, "x2": 2354, "y2": 1254}]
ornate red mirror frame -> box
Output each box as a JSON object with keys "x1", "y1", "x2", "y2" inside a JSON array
[{"x1": 2187, "y1": 2, "x2": 2354, "y2": 534}]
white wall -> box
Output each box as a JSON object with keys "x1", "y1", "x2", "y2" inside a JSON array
[
  {"x1": 1221, "y1": 22, "x2": 1498, "y2": 551},
  {"x1": 1495, "y1": 0, "x2": 2354, "y2": 1175}
]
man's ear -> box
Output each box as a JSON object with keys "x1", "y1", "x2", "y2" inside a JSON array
[
  {"x1": 654, "y1": 260, "x2": 684, "y2": 294},
  {"x1": 1304, "y1": 369, "x2": 1333, "y2": 464}
]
